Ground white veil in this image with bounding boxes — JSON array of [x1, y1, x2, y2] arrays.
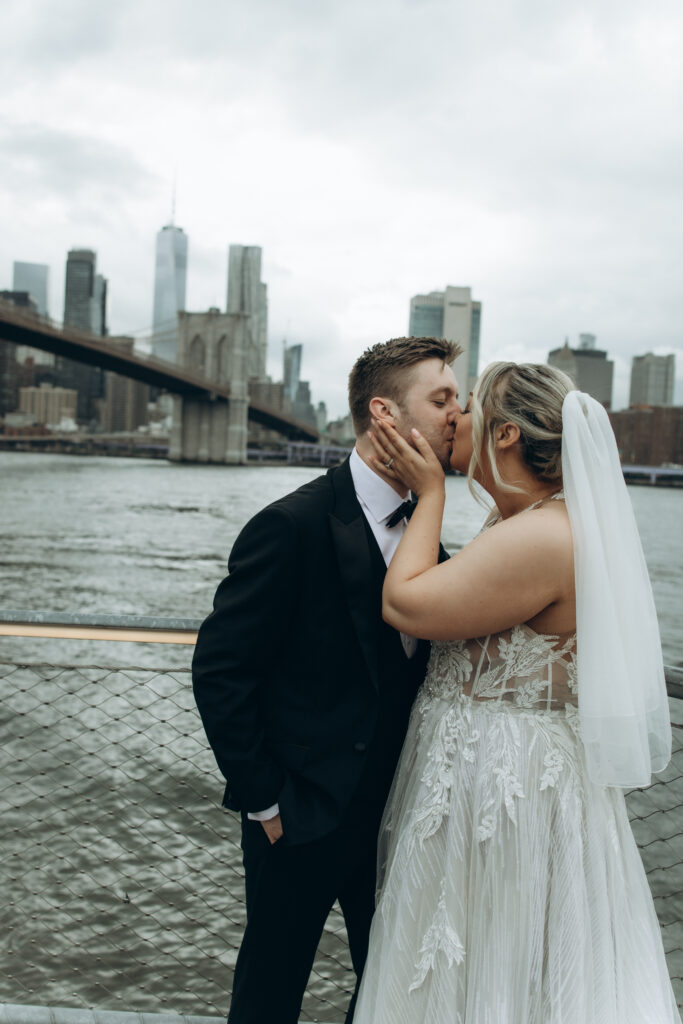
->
[[561, 390, 671, 788]]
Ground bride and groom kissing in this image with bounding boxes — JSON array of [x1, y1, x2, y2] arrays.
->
[[192, 336, 679, 1024]]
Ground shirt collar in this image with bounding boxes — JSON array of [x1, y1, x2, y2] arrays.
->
[[349, 447, 407, 525]]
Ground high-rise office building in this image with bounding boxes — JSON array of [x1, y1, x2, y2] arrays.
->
[[629, 353, 675, 407], [11, 262, 54, 366], [226, 244, 268, 380], [547, 338, 614, 408], [60, 248, 107, 423], [13, 262, 49, 315], [63, 249, 106, 334], [409, 285, 482, 393], [151, 225, 188, 363], [283, 343, 302, 404]]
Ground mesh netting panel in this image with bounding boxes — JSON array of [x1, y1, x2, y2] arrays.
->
[[0, 659, 680, 1018], [0, 660, 353, 1022]]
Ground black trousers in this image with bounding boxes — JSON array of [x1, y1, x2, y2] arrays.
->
[[227, 800, 384, 1024]]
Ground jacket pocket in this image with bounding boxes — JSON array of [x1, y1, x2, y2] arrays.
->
[[271, 741, 310, 771]]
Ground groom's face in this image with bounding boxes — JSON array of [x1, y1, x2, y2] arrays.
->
[[393, 358, 461, 470]]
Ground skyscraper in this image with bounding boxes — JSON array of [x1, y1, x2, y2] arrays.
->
[[13, 262, 49, 315], [629, 353, 675, 407], [547, 338, 614, 408], [10, 262, 53, 367], [63, 249, 106, 334], [151, 225, 188, 362], [60, 248, 107, 423], [409, 285, 482, 393], [283, 343, 302, 404], [226, 245, 268, 380]]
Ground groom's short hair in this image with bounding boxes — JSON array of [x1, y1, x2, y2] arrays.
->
[[348, 336, 462, 435]]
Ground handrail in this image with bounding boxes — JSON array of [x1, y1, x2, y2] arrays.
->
[[0, 610, 199, 645], [0, 612, 681, 697]]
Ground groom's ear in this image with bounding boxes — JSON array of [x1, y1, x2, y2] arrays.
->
[[368, 395, 398, 423], [495, 422, 521, 449]]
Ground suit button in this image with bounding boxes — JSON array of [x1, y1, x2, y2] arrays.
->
[[354, 741, 367, 752]]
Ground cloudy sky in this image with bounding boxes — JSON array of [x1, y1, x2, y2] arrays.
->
[[2, 0, 682, 417]]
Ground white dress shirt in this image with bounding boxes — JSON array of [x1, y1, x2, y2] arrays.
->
[[249, 448, 417, 821]]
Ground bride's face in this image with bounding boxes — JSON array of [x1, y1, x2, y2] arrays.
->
[[450, 394, 474, 474]]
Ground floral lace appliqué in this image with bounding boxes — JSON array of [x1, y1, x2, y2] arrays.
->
[[409, 882, 465, 993]]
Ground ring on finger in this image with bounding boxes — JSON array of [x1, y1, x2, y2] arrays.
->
[[384, 457, 394, 469]]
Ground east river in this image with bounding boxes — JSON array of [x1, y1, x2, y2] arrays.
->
[[1, 451, 681, 665], [0, 452, 681, 1021]]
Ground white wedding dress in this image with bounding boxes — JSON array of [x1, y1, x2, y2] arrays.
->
[[354, 621, 681, 1023]]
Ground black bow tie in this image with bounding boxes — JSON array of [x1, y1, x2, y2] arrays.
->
[[386, 499, 418, 528]]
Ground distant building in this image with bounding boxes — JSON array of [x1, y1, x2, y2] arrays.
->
[[409, 285, 482, 393], [326, 411, 355, 445], [0, 339, 20, 417], [281, 342, 316, 427], [547, 338, 614, 409], [0, 290, 38, 314], [609, 406, 683, 466], [100, 338, 149, 433], [152, 225, 188, 363], [19, 382, 77, 426], [283, 343, 302, 403], [226, 245, 268, 380], [629, 353, 675, 407], [293, 380, 317, 429], [59, 249, 107, 424], [12, 262, 49, 319], [248, 378, 289, 445], [12, 262, 49, 372], [63, 249, 106, 333], [316, 401, 328, 434]]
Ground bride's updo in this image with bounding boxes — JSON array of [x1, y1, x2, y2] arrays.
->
[[469, 362, 574, 493]]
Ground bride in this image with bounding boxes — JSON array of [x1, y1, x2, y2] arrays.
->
[[353, 362, 679, 1023]]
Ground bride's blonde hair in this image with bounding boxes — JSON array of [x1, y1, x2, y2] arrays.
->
[[468, 362, 574, 497]]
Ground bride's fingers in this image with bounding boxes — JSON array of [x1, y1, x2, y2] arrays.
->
[[368, 453, 398, 475], [371, 418, 400, 454], [367, 430, 394, 463], [372, 418, 411, 457], [410, 428, 440, 463]]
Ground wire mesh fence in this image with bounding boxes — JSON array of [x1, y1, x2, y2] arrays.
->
[[1, 644, 681, 1021]]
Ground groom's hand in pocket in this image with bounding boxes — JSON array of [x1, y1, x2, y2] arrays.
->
[[261, 814, 284, 845]]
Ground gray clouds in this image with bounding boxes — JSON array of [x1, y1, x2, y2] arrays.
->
[[1, 0, 682, 414]]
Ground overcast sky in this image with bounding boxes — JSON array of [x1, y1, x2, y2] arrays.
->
[[2, 0, 682, 416]]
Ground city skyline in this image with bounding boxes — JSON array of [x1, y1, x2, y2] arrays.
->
[[2, 1, 682, 418]]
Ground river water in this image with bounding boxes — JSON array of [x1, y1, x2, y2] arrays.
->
[[1, 451, 681, 665], [0, 452, 681, 1020]]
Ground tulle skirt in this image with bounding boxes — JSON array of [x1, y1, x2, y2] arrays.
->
[[354, 692, 680, 1024]]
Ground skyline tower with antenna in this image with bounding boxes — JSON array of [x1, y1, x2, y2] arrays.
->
[[151, 183, 188, 363]]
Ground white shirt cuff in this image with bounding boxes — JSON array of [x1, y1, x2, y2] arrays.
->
[[247, 803, 280, 821]]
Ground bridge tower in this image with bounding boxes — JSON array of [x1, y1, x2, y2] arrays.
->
[[169, 308, 248, 464]]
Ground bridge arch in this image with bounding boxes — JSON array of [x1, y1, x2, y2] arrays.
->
[[189, 335, 205, 373]]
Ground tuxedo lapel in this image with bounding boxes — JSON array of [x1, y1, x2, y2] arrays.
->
[[328, 459, 382, 692]]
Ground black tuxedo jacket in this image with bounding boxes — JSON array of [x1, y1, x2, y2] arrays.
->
[[192, 457, 447, 845]]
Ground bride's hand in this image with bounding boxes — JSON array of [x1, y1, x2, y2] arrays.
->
[[368, 419, 446, 497]]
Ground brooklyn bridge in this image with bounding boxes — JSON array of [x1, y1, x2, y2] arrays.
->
[[0, 299, 320, 464]]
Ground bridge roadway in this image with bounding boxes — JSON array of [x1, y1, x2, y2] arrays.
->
[[0, 300, 319, 442]]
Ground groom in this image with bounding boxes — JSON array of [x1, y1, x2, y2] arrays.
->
[[192, 335, 462, 1024]]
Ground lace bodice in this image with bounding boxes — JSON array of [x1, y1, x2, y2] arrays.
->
[[423, 624, 578, 712]]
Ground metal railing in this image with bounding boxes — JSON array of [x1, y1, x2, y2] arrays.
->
[[1, 613, 681, 1020]]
